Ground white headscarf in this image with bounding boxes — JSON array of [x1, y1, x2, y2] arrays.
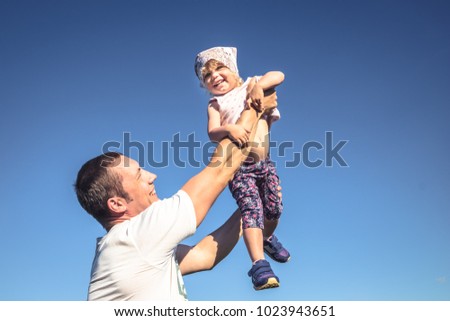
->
[[194, 46, 239, 83]]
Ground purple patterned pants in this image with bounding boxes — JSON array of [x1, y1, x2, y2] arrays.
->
[[229, 158, 283, 229]]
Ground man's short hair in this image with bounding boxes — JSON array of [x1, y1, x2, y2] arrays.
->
[[74, 152, 131, 224]]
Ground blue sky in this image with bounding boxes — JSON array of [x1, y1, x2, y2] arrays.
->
[[1, 0, 449, 301]]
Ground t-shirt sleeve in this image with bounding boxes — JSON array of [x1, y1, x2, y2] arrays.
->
[[128, 190, 196, 258]]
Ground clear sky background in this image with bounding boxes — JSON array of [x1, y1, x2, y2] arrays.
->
[[1, 0, 449, 301]]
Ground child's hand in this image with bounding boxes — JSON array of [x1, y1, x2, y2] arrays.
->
[[246, 82, 265, 112], [227, 124, 250, 146]]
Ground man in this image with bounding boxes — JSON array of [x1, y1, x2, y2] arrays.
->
[[75, 91, 278, 300]]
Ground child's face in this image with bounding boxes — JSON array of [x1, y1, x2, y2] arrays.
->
[[203, 65, 239, 95]]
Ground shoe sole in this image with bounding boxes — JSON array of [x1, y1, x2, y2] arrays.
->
[[254, 277, 280, 291]]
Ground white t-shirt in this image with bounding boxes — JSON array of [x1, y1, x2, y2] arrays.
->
[[87, 190, 196, 301]]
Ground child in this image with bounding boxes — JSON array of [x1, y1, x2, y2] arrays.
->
[[194, 47, 291, 290]]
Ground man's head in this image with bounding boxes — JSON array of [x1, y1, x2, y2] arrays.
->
[[75, 152, 158, 228]]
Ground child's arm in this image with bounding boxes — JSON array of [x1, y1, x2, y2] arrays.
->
[[207, 101, 250, 146], [247, 71, 285, 110]]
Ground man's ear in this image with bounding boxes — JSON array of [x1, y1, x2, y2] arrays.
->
[[107, 197, 127, 217]]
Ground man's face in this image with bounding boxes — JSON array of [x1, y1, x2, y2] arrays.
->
[[112, 156, 159, 215], [203, 65, 239, 96]]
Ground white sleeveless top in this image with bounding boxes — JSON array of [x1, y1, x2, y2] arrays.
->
[[209, 77, 280, 126]]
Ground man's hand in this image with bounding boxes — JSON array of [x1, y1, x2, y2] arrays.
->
[[246, 87, 278, 114], [246, 83, 264, 112], [263, 88, 278, 110]]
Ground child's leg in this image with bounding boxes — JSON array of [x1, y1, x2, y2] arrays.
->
[[230, 168, 280, 290], [262, 159, 284, 235], [263, 218, 279, 239], [243, 227, 265, 263], [261, 160, 291, 263], [229, 170, 265, 263], [242, 206, 280, 290]]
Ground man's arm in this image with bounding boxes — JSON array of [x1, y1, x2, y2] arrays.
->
[[182, 91, 278, 227], [177, 183, 281, 275], [177, 209, 242, 275]]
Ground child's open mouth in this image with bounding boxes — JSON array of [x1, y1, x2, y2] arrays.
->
[[213, 79, 224, 87]]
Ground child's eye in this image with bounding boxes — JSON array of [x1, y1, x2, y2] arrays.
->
[[216, 66, 225, 70], [204, 72, 211, 80]]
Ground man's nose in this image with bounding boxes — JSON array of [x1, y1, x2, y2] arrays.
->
[[148, 173, 157, 183]]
